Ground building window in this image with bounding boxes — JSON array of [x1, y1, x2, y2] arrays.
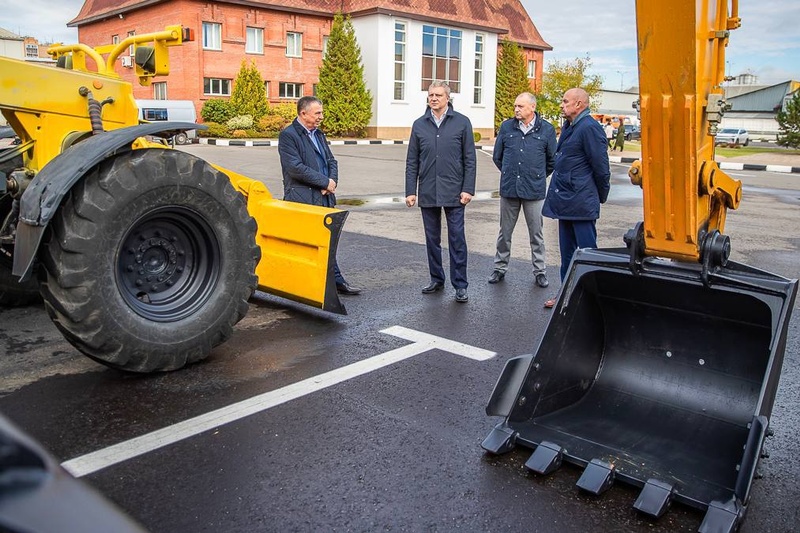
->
[[203, 22, 222, 50], [279, 82, 303, 99], [246, 27, 263, 54], [264, 81, 270, 99], [128, 30, 135, 55], [323, 36, 329, 57], [394, 22, 406, 101], [25, 44, 38, 58], [153, 82, 167, 100], [112, 34, 119, 45], [474, 34, 484, 104], [286, 32, 302, 57], [527, 60, 537, 79], [421, 25, 461, 93], [204, 78, 231, 96]]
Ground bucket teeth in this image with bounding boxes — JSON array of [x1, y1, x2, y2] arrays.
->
[[576, 458, 615, 495], [524, 441, 565, 475], [480, 424, 517, 455], [633, 478, 675, 518], [698, 498, 742, 533]]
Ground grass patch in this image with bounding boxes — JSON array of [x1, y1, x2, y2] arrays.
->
[[715, 145, 800, 158], [337, 198, 367, 206]]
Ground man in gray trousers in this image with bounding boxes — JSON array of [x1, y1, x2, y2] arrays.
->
[[489, 92, 557, 288]]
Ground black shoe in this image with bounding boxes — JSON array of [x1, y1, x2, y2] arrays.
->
[[421, 281, 445, 294], [535, 273, 549, 288], [336, 282, 362, 295], [455, 288, 469, 303], [488, 270, 505, 284]]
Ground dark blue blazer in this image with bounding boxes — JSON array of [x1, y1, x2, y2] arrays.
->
[[278, 118, 338, 207]]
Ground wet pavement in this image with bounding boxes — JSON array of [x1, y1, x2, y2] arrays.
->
[[1, 145, 799, 532]]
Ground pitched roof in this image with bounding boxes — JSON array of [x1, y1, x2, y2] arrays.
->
[[0, 27, 24, 40], [69, 0, 550, 50]]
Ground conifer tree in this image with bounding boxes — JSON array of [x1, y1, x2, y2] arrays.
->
[[777, 90, 800, 148], [494, 41, 531, 133], [230, 59, 268, 121], [316, 13, 372, 137]]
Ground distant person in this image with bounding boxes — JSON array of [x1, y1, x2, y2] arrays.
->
[[489, 92, 556, 288], [405, 81, 476, 303], [604, 119, 614, 149], [542, 88, 611, 308], [279, 95, 362, 296], [612, 119, 626, 152]]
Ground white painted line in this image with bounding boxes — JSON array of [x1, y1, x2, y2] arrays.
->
[[61, 326, 495, 478], [719, 162, 745, 171]]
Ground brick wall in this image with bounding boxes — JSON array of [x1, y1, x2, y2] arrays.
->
[[78, 0, 332, 121]]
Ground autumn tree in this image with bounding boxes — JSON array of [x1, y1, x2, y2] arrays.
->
[[230, 59, 268, 121], [316, 13, 372, 137], [494, 41, 531, 133], [538, 55, 603, 123], [776, 90, 800, 148]]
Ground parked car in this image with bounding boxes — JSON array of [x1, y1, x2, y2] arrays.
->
[[0, 125, 19, 148], [715, 127, 749, 147], [612, 125, 641, 141]]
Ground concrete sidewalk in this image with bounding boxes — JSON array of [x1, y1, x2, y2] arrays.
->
[[198, 137, 800, 174]]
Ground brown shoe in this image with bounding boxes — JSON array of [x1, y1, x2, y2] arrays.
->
[[544, 298, 556, 309]]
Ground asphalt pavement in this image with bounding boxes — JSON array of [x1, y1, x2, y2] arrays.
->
[[1, 144, 798, 533]]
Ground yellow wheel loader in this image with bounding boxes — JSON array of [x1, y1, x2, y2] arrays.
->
[[0, 27, 347, 373], [483, 1, 797, 531]]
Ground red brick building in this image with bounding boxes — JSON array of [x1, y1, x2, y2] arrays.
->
[[69, 0, 550, 137]]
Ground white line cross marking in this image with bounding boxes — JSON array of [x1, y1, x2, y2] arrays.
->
[[61, 326, 496, 477]]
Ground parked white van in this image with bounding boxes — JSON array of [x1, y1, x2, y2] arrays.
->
[[136, 100, 197, 145]]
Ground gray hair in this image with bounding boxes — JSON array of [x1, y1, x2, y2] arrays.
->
[[517, 92, 537, 105], [297, 96, 323, 114], [428, 81, 451, 99]]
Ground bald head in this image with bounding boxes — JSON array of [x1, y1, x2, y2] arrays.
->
[[561, 88, 589, 122]]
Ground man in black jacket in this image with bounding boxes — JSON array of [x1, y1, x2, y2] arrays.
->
[[405, 81, 476, 303], [278, 96, 361, 295], [490, 92, 556, 288]]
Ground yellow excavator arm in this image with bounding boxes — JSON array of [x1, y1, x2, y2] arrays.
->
[[629, 0, 743, 265]]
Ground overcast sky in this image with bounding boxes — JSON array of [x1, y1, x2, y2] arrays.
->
[[2, 0, 798, 89]]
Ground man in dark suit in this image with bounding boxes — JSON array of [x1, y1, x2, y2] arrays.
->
[[278, 96, 361, 295], [405, 81, 476, 303]]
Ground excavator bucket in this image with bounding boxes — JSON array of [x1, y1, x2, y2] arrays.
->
[[483, 248, 797, 531]]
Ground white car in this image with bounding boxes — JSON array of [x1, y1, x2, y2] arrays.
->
[[715, 127, 749, 146]]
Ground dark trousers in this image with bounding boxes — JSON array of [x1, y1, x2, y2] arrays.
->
[[421, 206, 468, 289], [557, 219, 597, 281]]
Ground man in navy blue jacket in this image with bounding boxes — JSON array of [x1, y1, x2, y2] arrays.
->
[[490, 92, 556, 288], [542, 88, 610, 307], [279, 96, 361, 295], [405, 81, 476, 303]]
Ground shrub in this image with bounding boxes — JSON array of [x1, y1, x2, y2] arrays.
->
[[231, 129, 249, 138], [226, 115, 254, 130], [473, 131, 482, 143], [201, 99, 235, 123], [198, 122, 229, 138], [257, 115, 288, 134], [267, 102, 297, 123]]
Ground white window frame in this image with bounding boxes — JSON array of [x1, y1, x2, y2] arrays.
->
[[286, 32, 302, 57], [204, 78, 231, 96], [25, 44, 38, 58], [322, 36, 330, 57], [153, 82, 167, 100], [112, 34, 119, 45], [474, 34, 484, 104], [279, 82, 303, 99], [421, 25, 462, 93], [128, 30, 135, 56], [203, 22, 222, 50], [393, 22, 406, 101], [246, 27, 263, 54], [527, 59, 537, 79]]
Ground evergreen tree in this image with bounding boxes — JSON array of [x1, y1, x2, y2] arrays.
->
[[776, 90, 800, 148], [538, 55, 603, 123], [230, 59, 268, 121], [494, 41, 531, 133], [316, 13, 372, 137]]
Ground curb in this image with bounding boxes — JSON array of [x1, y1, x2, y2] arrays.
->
[[608, 155, 800, 174]]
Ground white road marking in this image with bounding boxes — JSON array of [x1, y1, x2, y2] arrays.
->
[[61, 326, 495, 478]]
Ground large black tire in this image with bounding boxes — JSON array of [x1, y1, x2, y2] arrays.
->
[[38, 149, 260, 372], [0, 195, 42, 307]]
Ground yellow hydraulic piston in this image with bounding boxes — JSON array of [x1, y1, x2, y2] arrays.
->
[[631, 0, 743, 263]]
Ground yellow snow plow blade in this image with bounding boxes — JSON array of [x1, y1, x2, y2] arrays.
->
[[220, 166, 347, 314]]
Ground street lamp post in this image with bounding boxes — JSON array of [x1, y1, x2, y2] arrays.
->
[[617, 71, 625, 91]]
